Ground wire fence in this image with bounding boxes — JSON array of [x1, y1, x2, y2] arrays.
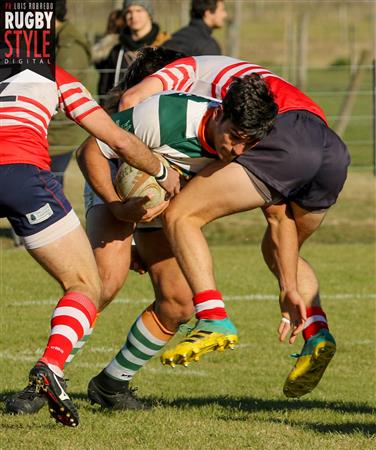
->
[[57, 0, 375, 170]]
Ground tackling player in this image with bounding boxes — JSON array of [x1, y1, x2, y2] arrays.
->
[[124, 55, 350, 398], [1, 64, 179, 426]]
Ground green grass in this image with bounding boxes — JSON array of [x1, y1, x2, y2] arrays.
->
[[0, 243, 375, 449], [0, 162, 375, 449]]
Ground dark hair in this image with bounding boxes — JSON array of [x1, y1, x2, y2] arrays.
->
[[104, 47, 187, 113], [56, 0, 67, 22], [222, 75, 278, 144], [191, 0, 221, 19], [106, 9, 126, 35]]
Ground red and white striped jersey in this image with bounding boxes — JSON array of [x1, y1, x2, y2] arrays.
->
[[150, 56, 327, 124], [0, 66, 101, 170]]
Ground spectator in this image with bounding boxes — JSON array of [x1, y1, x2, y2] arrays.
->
[[92, 9, 126, 96], [96, 0, 170, 105], [163, 0, 227, 56], [48, 0, 92, 187]]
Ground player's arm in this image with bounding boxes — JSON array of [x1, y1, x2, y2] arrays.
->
[[79, 108, 180, 196], [262, 203, 306, 343], [76, 136, 168, 223], [56, 68, 179, 196], [119, 76, 164, 111]]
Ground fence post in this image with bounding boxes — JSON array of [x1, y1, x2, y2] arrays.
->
[[333, 49, 370, 137], [373, 58, 376, 176]]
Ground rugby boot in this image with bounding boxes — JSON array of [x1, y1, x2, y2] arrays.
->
[[29, 361, 79, 427], [283, 328, 336, 398], [5, 383, 47, 415], [88, 370, 148, 410], [161, 318, 238, 367]]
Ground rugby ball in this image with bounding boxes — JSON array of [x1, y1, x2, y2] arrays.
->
[[115, 155, 168, 209]]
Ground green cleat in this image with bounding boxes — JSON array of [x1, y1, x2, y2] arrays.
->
[[284, 329, 336, 398]]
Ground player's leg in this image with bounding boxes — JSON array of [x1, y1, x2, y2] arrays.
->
[[88, 227, 193, 409], [4, 165, 101, 426], [283, 203, 336, 398], [261, 203, 335, 397], [86, 203, 134, 311], [26, 225, 101, 426], [163, 161, 266, 364]]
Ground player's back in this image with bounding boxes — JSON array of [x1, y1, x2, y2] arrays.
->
[[152, 55, 327, 123]]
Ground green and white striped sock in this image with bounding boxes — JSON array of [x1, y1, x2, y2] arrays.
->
[[105, 304, 174, 381]]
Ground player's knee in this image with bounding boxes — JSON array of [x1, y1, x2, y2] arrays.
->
[[163, 204, 203, 236], [98, 272, 125, 311]]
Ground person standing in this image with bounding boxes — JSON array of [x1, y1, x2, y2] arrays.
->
[[97, 0, 170, 105], [92, 9, 126, 102], [163, 0, 227, 56], [48, 0, 92, 187]]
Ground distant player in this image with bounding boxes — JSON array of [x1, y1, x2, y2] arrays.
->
[[122, 55, 350, 398], [1, 64, 179, 426]]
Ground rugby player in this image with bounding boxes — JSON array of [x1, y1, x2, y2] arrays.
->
[[1, 64, 179, 426], [124, 55, 350, 398], [79, 73, 277, 409]]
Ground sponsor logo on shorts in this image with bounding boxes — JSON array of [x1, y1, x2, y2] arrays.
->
[[26, 202, 53, 225]]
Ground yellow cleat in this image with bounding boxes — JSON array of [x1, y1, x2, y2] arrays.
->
[[161, 319, 238, 367], [284, 329, 336, 398]]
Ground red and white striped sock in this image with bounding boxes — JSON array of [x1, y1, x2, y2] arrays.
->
[[193, 290, 227, 320], [39, 292, 97, 374], [303, 306, 329, 341]]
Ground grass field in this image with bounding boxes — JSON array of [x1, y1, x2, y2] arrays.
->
[[0, 164, 375, 449]]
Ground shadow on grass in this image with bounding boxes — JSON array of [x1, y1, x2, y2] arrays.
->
[[1, 391, 375, 436], [155, 396, 376, 436], [266, 416, 376, 436], [157, 395, 375, 415]]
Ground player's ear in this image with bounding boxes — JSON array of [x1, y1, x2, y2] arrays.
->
[[213, 104, 224, 121]]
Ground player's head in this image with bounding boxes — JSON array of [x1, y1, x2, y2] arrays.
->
[[210, 75, 278, 162], [191, 0, 227, 29], [123, 0, 154, 34], [104, 47, 186, 113]]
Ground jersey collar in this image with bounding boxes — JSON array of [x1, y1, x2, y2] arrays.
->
[[198, 106, 218, 155]]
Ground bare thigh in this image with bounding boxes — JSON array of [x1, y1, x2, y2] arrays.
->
[[29, 225, 102, 306], [86, 204, 134, 311], [166, 161, 266, 226]]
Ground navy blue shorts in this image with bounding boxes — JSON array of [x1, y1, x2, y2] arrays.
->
[[235, 110, 351, 210], [0, 164, 73, 237]]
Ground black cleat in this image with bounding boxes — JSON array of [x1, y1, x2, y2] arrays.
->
[[5, 383, 47, 415], [88, 370, 148, 410], [29, 362, 79, 427]]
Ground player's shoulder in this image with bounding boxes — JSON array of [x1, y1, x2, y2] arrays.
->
[[55, 65, 79, 86]]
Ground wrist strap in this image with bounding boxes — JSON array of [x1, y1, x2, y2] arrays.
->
[[155, 161, 168, 182]]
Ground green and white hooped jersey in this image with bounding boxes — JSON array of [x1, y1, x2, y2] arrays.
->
[[96, 92, 220, 177]]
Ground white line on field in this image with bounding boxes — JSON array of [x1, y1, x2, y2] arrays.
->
[[0, 352, 209, 377], [5, 292, 376, 307]]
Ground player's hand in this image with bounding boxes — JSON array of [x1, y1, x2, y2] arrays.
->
[[278, 289, 307, 344], [109, 196, 167, 223], [158, 167, 180, 199], [139, 199, 169, 222]]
